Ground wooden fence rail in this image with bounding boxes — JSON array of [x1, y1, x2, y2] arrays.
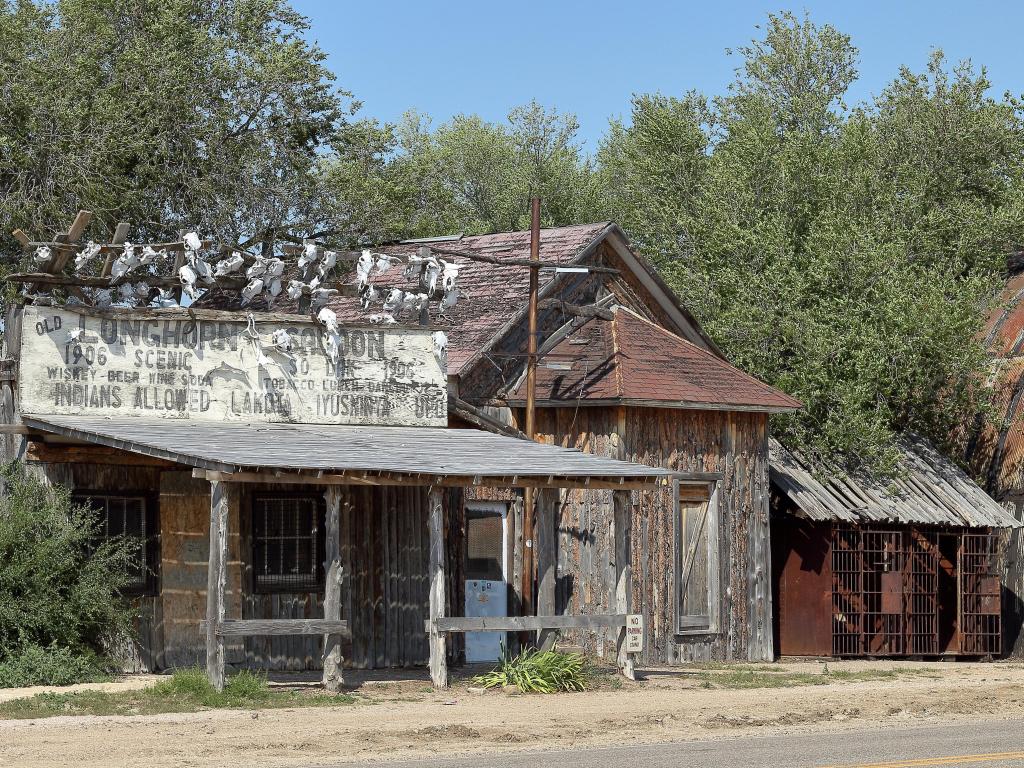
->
[[427, 615, 627, 633], [200, 619, 350, 637]]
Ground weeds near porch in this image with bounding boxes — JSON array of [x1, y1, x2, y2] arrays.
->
[[472, 648, 588, 693], [0, 462, 138, 687], [0, 668, 360, 719]]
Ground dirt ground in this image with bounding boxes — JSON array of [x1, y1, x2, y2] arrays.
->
[[1, 660, 1023, 768]]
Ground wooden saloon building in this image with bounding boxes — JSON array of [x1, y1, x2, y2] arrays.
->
[[1, 217, 803, 683]]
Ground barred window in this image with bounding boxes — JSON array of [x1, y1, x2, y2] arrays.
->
[[76, 494, 158, 596], [252, 495, 325, 593]]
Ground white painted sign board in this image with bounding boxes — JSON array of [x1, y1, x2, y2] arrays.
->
[[625, 613, 644, 653], [18, 306, 447, 427]]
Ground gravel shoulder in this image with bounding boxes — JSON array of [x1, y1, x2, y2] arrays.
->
[[1, 660, 1022, 767]]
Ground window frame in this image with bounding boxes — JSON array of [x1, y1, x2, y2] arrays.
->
[[673, 475, 722, 637], [464, 501, 509, 583], [250, 491, 327, 595], [74, 490, 160, 598]]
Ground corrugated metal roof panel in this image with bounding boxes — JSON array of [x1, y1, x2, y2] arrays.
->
[[770, 434, 1020, 528], [22, 414, 674, 482]]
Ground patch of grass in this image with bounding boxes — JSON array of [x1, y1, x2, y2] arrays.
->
[[472, 648, 589, 693], [0, 668, 361, 720], [697, 670, 831, 689]]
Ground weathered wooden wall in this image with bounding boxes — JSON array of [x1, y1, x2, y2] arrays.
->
[[528, 405, 772, 664], [162, 481, 441, 671]]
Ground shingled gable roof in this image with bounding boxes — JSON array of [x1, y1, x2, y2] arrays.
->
[[505, 306, 801, 413], [333, 222, 722, 375], [197, 222, 721, 376]]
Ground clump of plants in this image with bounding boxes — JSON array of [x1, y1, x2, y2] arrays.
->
[[472, 647, 589, 693], [0, 462, 138, 687]]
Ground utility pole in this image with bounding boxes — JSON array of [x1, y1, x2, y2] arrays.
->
[[520, 197, 541, 623]]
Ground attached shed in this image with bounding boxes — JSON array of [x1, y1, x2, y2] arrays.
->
[[770, 435, 1019, 658]]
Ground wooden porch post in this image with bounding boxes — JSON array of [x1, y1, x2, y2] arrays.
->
[[536, 488, 558, 650], [428, 486, 447, 688], [322, 486, 344, 691], [206, 480, 228, 691], [613, 489, 636, 680]]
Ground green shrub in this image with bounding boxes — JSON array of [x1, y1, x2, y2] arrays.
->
[[472, 647, 588, 693], [0, 461, 138, 685], [0, 643, 111, 688]]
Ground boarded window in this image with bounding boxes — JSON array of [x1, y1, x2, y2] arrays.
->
[[465, 506, 505, 582], [675, 481, 719, 633], [75, 493, 158, 596], [252, 495, 325, 593]]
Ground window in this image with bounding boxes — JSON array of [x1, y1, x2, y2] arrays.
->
[[76, 493, 158, 596], [252, 494, 326, 593], [675, 480, 720, 634], [465, 503, 506, 582]]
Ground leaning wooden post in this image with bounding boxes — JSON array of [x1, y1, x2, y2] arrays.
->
[[536, 488, 558, 650], [206, 480, 229, 691], [613, 489, 636, 680], [322, 486, 344, 692], [428, 486, 448, 688]]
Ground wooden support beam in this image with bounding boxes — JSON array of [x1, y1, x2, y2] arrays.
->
[[613, 490, 636, 680], [0, 425, 34, 435], [322, 486, 344, 692], [538, 299, 615, 321], [536, 488, 558, 650], [200, 619, 349, 637], [206, 480, 228, 692], [429, 614, 627, 632], [65, 210, 93, 246], [26, 441, 179, 467], [428, 486, 447, 689], [100, 222, 131, 279], [193, 468, 669, 492], [6, 272, 362, 298]]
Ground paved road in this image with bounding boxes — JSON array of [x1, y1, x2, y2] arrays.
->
[[326, 719, 1024, 768]]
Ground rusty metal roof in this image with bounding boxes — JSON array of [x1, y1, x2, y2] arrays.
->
[[770, 435, 1019, 528], [21, 414, 674, 486], [505, 306, 800, 412]]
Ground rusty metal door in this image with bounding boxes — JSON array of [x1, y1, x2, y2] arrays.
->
[[960, 532, 1002, 656], [906, 530, 939, 655]]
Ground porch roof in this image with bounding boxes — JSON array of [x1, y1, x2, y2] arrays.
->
[[21, 414, 674, 489]]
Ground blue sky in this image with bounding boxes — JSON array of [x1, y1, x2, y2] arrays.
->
[[291, 1, 1024, 153]]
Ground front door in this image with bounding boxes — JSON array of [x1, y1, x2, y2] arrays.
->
[[464, 502, 508, 662]]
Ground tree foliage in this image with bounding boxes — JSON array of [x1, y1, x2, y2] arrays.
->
[[313, 101, 601, 241], [599, 12, 1024, 472], [0, 0, 353, 256]]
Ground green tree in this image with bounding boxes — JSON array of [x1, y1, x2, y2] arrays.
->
[[315, 100, 600, 241], [0, 0, 351, 258], [599, 12, 1024, 472]]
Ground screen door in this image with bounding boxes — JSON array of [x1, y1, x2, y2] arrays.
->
[[464, 502, 508, 662]]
